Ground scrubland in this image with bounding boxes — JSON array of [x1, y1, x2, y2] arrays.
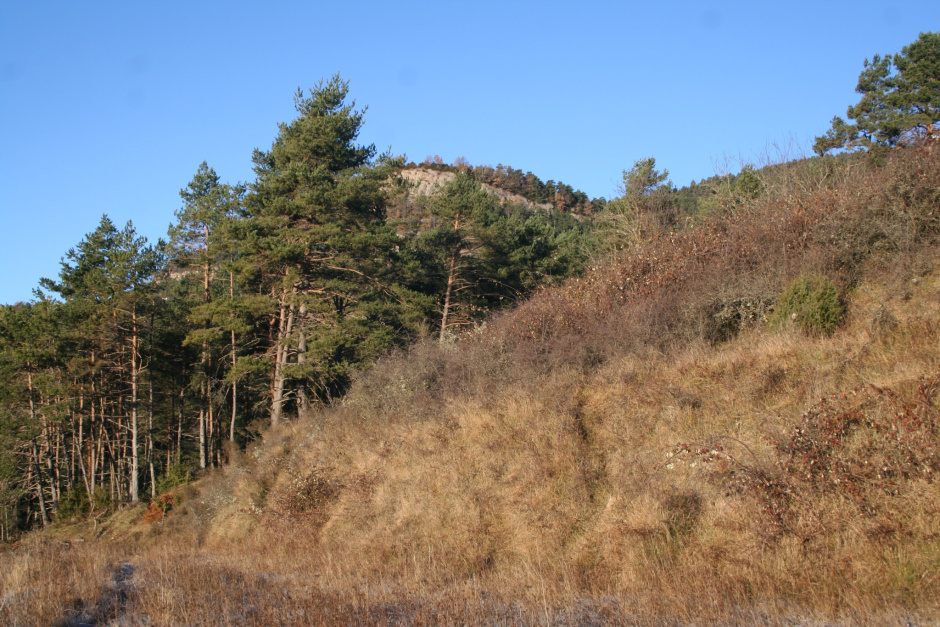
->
[[3, 145, 940, 625]]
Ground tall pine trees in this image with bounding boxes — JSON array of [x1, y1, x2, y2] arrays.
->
[[248, 75, 408, 423], [169, 163, 251, 467], [0, 76, 594, 537], [39, 217, 165, 503]]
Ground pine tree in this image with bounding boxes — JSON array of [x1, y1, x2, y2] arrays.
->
[[596, 158, 674, 251], [403, 173, 587, 340], [815, 31, 940, 154], [169, 163, 249, 466], [247, 75, 404, 423], [40, 216, 165, 503], [412, 172, 496, 341]]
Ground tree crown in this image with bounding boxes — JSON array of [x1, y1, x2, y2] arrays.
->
[[815, 31, 940, 155]]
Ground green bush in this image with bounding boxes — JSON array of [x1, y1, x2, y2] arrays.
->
[[92, 486, 113, 512], [770, 275, 845, 336], [156, 460, 193, 495]]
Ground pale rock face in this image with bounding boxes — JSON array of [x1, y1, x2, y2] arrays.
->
[[396, 168, 553, 212], [397, 168, 457, 198]]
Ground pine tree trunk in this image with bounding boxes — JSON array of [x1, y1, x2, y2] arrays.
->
[[48, 419, 61, 510], [271, 288, 295, 426], [229, 270, 238, 442], [440, 243, 461, 343], [177, 385, 184, 462], [89, 353, 97, 495], [296, 303, 308, 413], [78, 392, 91, 495], [207, 396, 215, 467], [26, 372, 50, 526], [199, 404, 206, 470], [31, 440, 50, 527], [270, 298, 287, 426], [148, 369, 156, 498], [130, 307, 140, 503], [148, 308, 156, 498], [199, 343, 208, 469], [198, 252, 211, 468]]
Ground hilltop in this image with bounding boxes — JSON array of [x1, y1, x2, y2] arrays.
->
[[390, 167, 553, 219]]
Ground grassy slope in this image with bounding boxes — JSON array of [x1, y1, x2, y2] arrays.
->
[[3, 145, 940, 626]]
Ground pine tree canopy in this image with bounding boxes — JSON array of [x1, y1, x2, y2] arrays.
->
[[814, 31, 940, 154]]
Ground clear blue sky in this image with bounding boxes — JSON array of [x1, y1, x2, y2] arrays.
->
[[0, 1, 935, 305]]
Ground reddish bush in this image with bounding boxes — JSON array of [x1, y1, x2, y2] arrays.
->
[[143, 493, 176, 524]]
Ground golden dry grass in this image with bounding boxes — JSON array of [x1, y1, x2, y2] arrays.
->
[[103, 247, 932, 625], [5, 146, 940, 625], [0, 537, 126, 626]]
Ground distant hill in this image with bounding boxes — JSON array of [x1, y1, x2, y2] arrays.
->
[[390, 167, 554, 217], [399, 159, 603, 215]]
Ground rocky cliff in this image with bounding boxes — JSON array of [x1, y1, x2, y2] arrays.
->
[[391, 168, 554, 218]]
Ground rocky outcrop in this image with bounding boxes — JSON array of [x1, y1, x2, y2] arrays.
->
[[394, 168, 553, 212]]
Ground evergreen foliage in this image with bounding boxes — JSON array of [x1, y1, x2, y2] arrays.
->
[[595, 157, 675, 251], [815, 31, 940, 154], [246, 74, 420, 421], [400, 172, 589, 340], [770, 275, 846, 336]]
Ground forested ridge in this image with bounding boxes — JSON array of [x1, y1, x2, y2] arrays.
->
[[0, 93, 769, 539], [0, 75, 615, 536], [4, 57, 789, 537], [1, 31, 940, 626]]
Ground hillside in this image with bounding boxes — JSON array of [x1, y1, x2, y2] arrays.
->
[[3, 143, 939, 625], [0, 78, 600, 525]]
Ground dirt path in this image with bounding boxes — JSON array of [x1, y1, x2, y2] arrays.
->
[[59, 560, 135, 627]]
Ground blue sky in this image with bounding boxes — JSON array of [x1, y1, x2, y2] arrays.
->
[[0, 1, 935, 305]]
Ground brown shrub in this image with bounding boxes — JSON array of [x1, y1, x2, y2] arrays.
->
[[670, 374, 940, 545], [142, 493, 176, 524]]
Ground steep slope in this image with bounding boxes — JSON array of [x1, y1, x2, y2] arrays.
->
[[4, 145, 940, 625], [172, 144, 940, 620]]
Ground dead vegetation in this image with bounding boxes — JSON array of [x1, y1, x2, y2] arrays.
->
[[4, 145, 940, 625]]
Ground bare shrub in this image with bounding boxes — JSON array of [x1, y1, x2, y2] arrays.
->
[[266, 466, 339, 520], [671, 375, 940, 545]]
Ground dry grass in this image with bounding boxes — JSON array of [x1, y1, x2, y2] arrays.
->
[[5, 145, 940, 625], [141, 255, 933, 624], [0, 537, 126, 626]]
